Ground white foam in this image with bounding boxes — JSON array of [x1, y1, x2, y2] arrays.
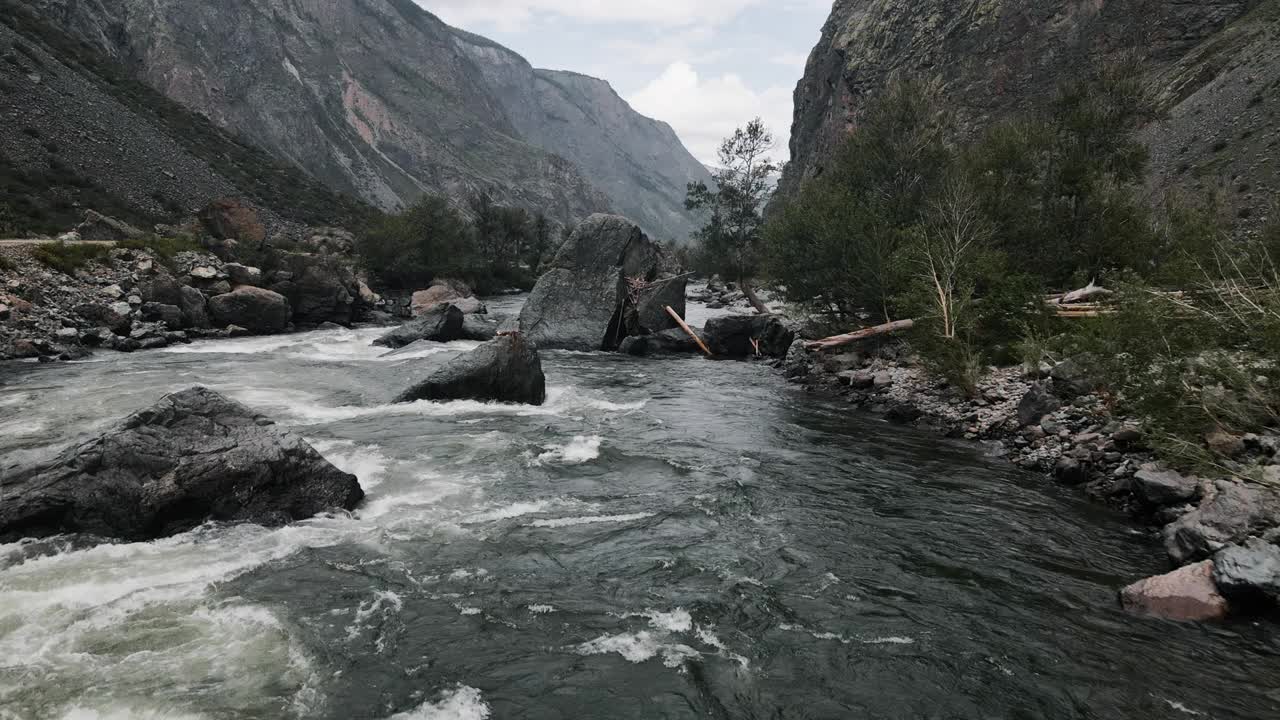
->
[[309, 439, 391, 490], [631, 608, 693, 633], [527, 604, 556, 614], [529, 513, 654, 529], [862, 636, 915, 645], [462, 501, 555, 524], [56, 706, 209, 720], [574, 631, 700, 668], [533, 435, 602, 465], [387, 685, 491, 720]]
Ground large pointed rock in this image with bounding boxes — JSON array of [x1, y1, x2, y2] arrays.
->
[[519, 214, 684, 351], [0, 387, 363, 543], [394, 333, 546, 405]]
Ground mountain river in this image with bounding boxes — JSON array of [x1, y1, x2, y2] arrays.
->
[[1, 296, 1278, 720]]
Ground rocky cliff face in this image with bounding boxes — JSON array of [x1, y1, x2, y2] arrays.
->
[[453, 29, 712, 241], [780, 0, 1278, 224], [32, 0, 709, 237]]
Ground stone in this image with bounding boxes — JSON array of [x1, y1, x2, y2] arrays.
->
[[74, 303, 131, 335], [1053, 457, 1090, 486], [459, 313, 502, 342], [1164, 481, 1280, 564], [519, 214, 683, 351], [1205, 429, 1246, 458], [0, 387, 364, 543], [872, 371, 894, 390], [845, 369, 876, 389], [190, 266, 220, 281], [1132, 464, 1201, 506], [178, 285, 211, 329], [411, 281, 481, 316], [1017, 383, 1060, 427], [0, 304, 9, 321], [1050, 356, 1100, 398], [100, 284, 124, 299], [702, 314, 795, 358], [1113, 426, 1144, 446], [272, 253, 358, 326], [75, 210, 144, 242], [208, 286, 291, 334], [783, 338, 812, 379], [303, 227, 356, 256], [394, 333, 546, 405], [373, 305, 465, 348], [224, 263, 263, 287], [1119, 561, 1229, 622], [141, 302, 184, 330], [1213, 539, 1280, 603]]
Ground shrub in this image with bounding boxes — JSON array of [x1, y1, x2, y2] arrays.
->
[[32, 242, 111, 275], [361, 195, 478, 290], [0, 254, 15, 273]]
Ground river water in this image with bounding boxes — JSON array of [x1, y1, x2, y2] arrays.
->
[[1, 297, 1278, 720]]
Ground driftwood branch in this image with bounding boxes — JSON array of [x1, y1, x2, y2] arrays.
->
[[805, 319, 916, 350], [1053, 281, 1113, 305], [665, 306, 713, 357]]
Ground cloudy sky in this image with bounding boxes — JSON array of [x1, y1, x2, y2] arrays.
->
[[414, 1, 832, 166]]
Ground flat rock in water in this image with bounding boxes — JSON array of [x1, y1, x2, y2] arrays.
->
[[394, 333, 546, 405], [1119, 561, 1229, 622], [373, 305, 465, 348], [0, 387, 363, 543]]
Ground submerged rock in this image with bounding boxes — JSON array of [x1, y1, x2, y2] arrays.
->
[[0, 387, 363, 543], [459, 313, 502, 342], [373, 305, 465, 348], [394, 333, 546, 405], [1119, 561, 1229, 622]]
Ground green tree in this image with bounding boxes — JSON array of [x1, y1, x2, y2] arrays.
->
[[361, 195, 477, 290], [765, 78, 952, 320], [686, 118, 778, 313]]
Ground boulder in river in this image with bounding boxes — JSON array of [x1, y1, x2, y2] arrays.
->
[[0, 387, 363, 543], [208, 286, 291, 334], [412, 280, 485, 316], [460, 313, 502, 342], [1163, 480, 1280, 564], [1212, 539, 1280, 604], [519, 214, 684, 351], [702, 314, 795, 358], [394, 333, 546, 405], [373, 305, 465, 348], [1119, 561, 1229, 622]]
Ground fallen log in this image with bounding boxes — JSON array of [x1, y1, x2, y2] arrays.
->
[[665, 305, 713, 357], [1055, 281, 1113, 305], [805, 319, 915, 351]]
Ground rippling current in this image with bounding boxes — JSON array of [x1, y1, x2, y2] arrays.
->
[[2, 296, 1279, 720]]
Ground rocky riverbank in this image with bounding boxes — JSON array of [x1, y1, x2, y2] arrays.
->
[[0, 211, 387, 362], [779, 335, 1280, 621]]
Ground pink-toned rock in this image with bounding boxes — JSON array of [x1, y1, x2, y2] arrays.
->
[[411, 282, 483, 316], [1119, 560, 1228, 622]]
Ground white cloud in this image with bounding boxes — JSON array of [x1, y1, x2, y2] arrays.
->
[[424, 0, 766, 31], [627, 62, 794, 166]]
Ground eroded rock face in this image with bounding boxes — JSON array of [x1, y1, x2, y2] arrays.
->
[[1119, 561, 1229, 622], [394, 333, 546, 406], [519, 215, 685, 351], [776, 0, 1274, 229], [0, 387, 363, 543]]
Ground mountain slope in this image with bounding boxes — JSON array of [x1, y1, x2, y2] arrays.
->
[[452, 29, 712, 241], [0, 0, 374, 236], [32, 0, 710, 238], [779, 0, 1278, 225]]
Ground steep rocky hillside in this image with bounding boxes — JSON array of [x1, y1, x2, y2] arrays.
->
[[0, 0, 374, 237], [453, 29, 712, 241], [779, 0, 1278, 226], [31, 0, 709, 238]]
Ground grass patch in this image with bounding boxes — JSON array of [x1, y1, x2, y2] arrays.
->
[[117, 233, 201, 260], [32, 242, 110, 274], [0, 254, 15, 272]]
